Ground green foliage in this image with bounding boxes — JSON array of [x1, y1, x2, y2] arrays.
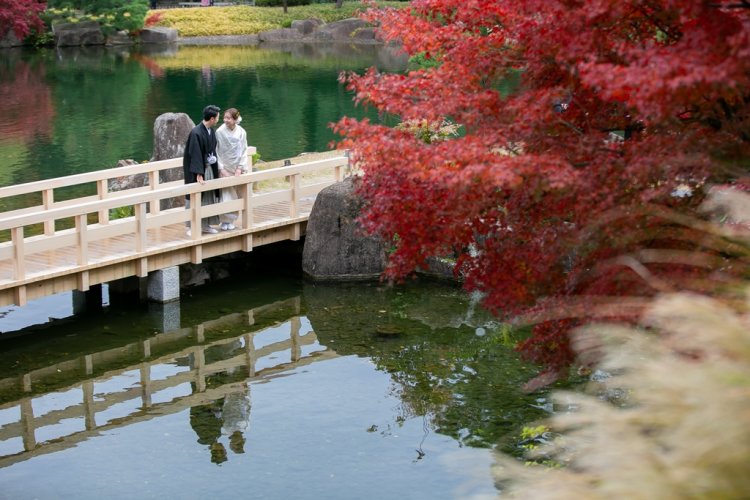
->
[[150, 3, 406, 36], [29, 31, 55, 48], [408, 51, 441, 70], [45, 0, 148, 34], [109, 206, 134, 220], [519, 425, 548, 441], [255, 0, 311, 6]]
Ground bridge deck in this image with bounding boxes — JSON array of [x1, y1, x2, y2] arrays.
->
[[0, 199, 313, 284]]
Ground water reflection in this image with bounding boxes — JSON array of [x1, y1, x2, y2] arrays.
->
[[0, 279, 547, 498], [0, 297, 330, 469], [0, 42, 406, 194]]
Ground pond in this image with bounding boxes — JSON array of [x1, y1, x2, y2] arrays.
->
[[0, 42, 552, 498], [0, 42, 406, 187], [0, 260, 550, 499]]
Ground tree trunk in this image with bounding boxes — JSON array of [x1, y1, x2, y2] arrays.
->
[[335, 0, 344, 8], [283, 0, 287, 14]]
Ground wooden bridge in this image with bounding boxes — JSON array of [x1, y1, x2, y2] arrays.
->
[[0, 148, 349, 308]]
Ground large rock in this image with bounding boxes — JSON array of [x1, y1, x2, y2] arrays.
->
[[109, 113, 193, 209], [302, 177, 386, 281], [258, 17, 378, 45], [106, 30, 134, 46], [108, 159, 145, 193], [139, 27, 178, 44], [291, 18, 324, 35], [0, 30, 23, 48], [315, 18, 372, 42], [152, 112, 194, 208], [53, 21, 105, 47], [258, 28, 305, 43], [151, 112, 194, 163]]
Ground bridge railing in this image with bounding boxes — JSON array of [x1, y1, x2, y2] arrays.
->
[[0, 147, 258, 234], [0, 150, 349, 305]]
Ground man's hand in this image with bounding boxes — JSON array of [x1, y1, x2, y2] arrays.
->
[[197, 174, 205, 185]]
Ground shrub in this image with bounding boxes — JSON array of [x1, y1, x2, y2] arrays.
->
[[46, 0, 149, 34], [494, 187, 750, 498], [255, 0, 311, 6]]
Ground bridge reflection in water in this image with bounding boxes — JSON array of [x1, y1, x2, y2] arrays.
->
[[0, 296, 336, 468]]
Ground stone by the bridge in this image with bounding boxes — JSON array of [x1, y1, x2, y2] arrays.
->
[[152, 112, 194, 163], [154, 112, 194, 208], [302, 177, 386, 281]]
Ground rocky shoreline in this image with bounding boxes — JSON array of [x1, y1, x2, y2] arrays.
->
[[1, 17, 382, 48]]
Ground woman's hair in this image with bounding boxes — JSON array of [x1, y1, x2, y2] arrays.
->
[[225, 108, 240, 120]]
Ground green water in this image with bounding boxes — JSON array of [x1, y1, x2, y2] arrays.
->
[[0, 43, 551, 498], [0, 43, 405, 189]]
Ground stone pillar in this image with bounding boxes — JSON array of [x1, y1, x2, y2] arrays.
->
[[147, 266, 180, 303]]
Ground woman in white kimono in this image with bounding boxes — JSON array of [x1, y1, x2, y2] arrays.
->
[[215, 108, 249, 231]]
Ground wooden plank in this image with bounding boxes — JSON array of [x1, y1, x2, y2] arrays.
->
[[11, 227, 24, 280], [290, 173, 300, 218], [42, 189, 54, 235], [135, 203, 147, 253], [76, 215, 88, 266]]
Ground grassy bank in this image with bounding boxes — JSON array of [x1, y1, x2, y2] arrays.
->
[[148, 1, 405, 37]]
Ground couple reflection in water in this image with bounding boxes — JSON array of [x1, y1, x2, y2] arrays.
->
[[189, 339, 251, 464]]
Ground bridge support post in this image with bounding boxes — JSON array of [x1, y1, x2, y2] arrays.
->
[[147, 266, 180, 303]]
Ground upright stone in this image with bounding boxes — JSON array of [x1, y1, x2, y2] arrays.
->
[[152, 112, 194, 207], [147, 267, 180, 303], [302, 177, 386, 281], [152, 112, 194, 163]]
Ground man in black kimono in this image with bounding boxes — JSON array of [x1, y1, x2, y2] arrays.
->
[[183, 104, 221, 235]]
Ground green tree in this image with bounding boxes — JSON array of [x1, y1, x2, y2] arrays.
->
[[47, 0, 148, 33]]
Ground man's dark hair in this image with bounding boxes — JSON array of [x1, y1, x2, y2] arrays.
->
[[203, 105, 220, 121]]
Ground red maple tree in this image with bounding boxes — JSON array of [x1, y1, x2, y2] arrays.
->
[[0, 0, 46, 40], [335, 0, 750, 385]]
